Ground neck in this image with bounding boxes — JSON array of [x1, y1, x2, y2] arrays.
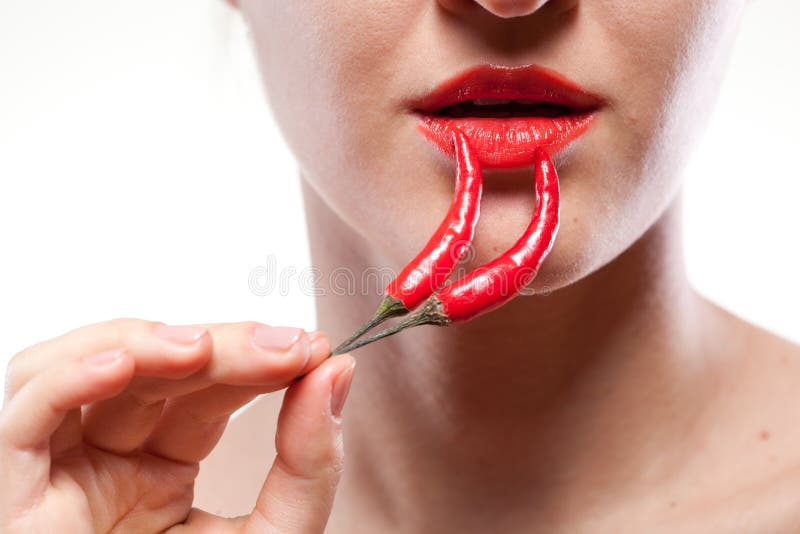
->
[[302, 177, 718, 531]]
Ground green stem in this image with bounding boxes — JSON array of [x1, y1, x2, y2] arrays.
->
[[331, 295, 409, 355], [332, 297, 450, 355]]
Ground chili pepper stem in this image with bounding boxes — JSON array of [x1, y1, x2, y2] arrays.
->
[[331, 295, 409, 355], [332, 297, 451, 355]]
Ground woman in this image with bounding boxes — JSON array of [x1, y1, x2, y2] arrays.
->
[[2, 0, 799, 532]]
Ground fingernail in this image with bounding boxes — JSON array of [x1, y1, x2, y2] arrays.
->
[[154, 324, 207, 345], [253, 324, 304, 352], [85, 348, 125, 366], [331, 360, 356, 421]]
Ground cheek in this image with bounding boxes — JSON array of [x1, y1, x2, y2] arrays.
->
[[242, 0, 433, 255], [242, 0, 424, 163], [589, 0, 745, 161], [528, 0, 745, 287]]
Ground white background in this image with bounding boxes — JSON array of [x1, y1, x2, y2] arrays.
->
[[1, 1, 798, 395]]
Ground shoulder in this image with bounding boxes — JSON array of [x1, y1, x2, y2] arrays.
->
[[673, 466, 800, 534], [709, 300, 800, 456], [645, 299, 800, 532], [694, 303, 800, 532], [703, 297, 800, 383], [725, 304, 800, 400]]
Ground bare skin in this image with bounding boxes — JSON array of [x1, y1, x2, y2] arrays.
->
[[307, 188, 800, 534], [196, 182, 800, 533], [4, 0, 800, 532], [0, 320, 356, 532], [212, 1, 799, 529]]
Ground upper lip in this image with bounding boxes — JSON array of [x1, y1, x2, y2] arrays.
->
[[410, 63, 603, 115]]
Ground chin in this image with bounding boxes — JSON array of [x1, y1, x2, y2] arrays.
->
[[518, 217, 632, 296]]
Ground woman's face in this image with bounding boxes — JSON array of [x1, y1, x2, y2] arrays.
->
[[240, 0, 745, 292]]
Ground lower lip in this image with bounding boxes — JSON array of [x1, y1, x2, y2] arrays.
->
[[415, 113, 596, 169]]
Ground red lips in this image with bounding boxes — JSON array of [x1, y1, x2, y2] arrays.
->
[[411, 64, 602, 169]]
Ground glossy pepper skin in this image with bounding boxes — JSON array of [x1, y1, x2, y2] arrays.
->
[[332, 147, 559, 355], [386, 128, 483, 310], [331, 128, 483, 354], [434, 146, 559, 321]]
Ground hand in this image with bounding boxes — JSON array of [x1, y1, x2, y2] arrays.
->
[[0, 318, 355, 533]]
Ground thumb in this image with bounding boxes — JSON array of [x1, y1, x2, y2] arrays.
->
[[246, 353, 356, 534]]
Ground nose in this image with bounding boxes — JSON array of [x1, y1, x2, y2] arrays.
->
[[440, 0, 552, 18]]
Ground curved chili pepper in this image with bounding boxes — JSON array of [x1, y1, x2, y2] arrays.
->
[[332, 147, 559, 355], [332, 128, 483, 354]]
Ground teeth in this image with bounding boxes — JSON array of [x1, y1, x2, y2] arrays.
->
[[472, 98, 512, 106], [514, 99, 543, 105]]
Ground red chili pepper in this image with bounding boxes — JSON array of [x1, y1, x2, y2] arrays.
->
[[332, 128, 483, 354], [332, 146, 559, 354]]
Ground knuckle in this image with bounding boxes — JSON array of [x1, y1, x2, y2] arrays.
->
[[237, 320, 262, 334], [315, 433, 346, 480], [208, 321, 258, 346], [4, 349, 31, 397], [328, 449, 345, 481], [106, 317, 164, 344], [126, 389, 162, 409], [329, 433, 346, 472], [186, 409, 229, 429], [5, 349, 25, 377], [106, 316, 151, 332], [319, 451, 345, 486], [274, 428, 345, 482], [0, 412, 12, 444]]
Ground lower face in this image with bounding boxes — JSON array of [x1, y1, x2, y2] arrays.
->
[[241, 0, 745, 293]]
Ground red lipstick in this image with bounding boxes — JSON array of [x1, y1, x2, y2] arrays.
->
[[411, 64, 603, 169]]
